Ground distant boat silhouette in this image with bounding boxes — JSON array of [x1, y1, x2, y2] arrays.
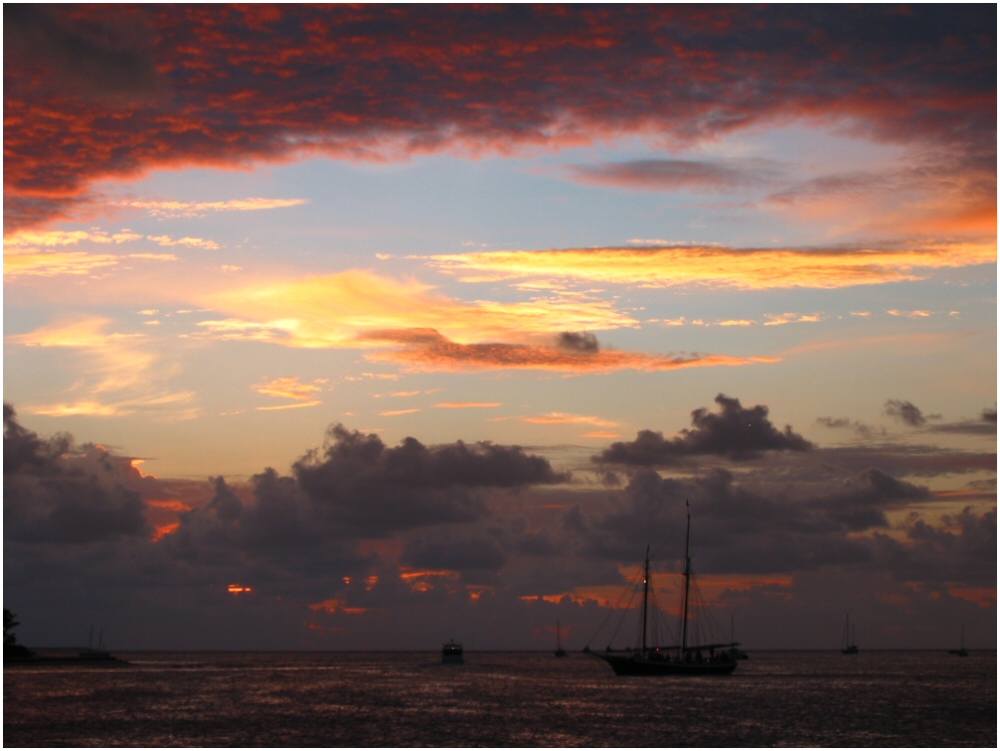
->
[[586, 503, 739, 676], [5, 627, 127, 666], [554, 620, 567, 658], [841, 614, 859, 654], [441, 639, 464, 664], [948, 625, 969, 657]]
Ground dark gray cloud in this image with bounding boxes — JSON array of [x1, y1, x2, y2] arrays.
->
[[557, 331, 599, 353], [565, 158, 780, 192], [567, 465, 947, 578], [6, 5, 995, 230], [927, 420, 999, 437], [293, 425, 568, 536], [873, 506, 997, 588], [402, 534, 507, 573], [595, 394, 813, 466], [816, 416, 886, 439], [3, 403, 994, 651], [3, 402, 67, 475], [884, 399, 937, 426], [810, 445, 996, 479], [3, 4, 168, 102], [3, 404, 148, 544]]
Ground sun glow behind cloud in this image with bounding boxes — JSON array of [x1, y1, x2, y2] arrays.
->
[[184, 270, 780, 374]]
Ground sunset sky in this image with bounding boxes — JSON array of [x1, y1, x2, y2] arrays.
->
[[4, 4, 996, 652]]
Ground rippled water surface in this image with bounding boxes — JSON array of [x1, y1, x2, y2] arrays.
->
[[4, 650, 995, 747]]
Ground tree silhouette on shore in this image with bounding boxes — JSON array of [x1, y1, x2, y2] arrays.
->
[[4, 608, 35, 660]]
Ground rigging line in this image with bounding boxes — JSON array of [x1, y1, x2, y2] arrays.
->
[[585, 557, 644, 649]]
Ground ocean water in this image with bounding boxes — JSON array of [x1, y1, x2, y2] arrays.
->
[[4, 650, 995, 747]]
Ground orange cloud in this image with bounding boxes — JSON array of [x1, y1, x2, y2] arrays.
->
[[200, 270, 638, 348], [4, 250, 175, 278], [887, 309, 934, 318], [517, 412, 620, 427], [369, 333, 778, 374], [3, 228, 215, 279], [308, 598, 344, 613], [255, 401, 323, 411], [147, 500, 193, 513], [435, 402, 502, 409], [947, 586, 996, 607], [252, 376, 328, 406], [421, 242, 996, 290], [152, 522, 180, 541], [308, 598, 367, 614], [5, 229, 144, 247], [8, 316, 196, 417], [763, 313, 824, 326]]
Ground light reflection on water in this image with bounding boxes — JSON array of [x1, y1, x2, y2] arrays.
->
[[4, 650, 996, 747]]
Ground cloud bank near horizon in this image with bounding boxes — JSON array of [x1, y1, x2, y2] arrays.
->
[[4, 395, 993, 649]]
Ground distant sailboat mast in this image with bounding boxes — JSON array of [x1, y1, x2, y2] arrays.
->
[[641, 546, 650, 655], [681, 501, 692, 655]]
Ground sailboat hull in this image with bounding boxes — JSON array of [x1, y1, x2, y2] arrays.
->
[[597, 653, 737, 676]]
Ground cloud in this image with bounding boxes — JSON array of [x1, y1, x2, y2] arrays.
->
[[3, 402, 994, 650], [3, 4, 167, 102], [5, 5, 994, 230], [7, 316, 193, 417], [421, 242, 996, 290], [3, 404, 150, 543], [115, 197, 307, 218], [816, 417, 886, 440], [199, 270, 639, 349], [367, 330, 776, 374], [564, 158, 780, 192], [402, 535, 507, 573], [570, 465, 938, 575], [4, 250, 126, 278], [193, 270, 774, 375], [764, 164, 997, 238], [183, 423, 574, 540], [763, 313, 823, 326], [252, 374, 327, 410], [4, 230, 144, 247], [873, 506, 997, 588], [595, 394, 813, 466], [517, 413, 620, 428], [435, 402, 502, 409], [557, 331, 600, 353], [884, 399, 930, 427], [3, 228, 212, 278], [144, 235, 221, 250], [252, 376, 328, 404]]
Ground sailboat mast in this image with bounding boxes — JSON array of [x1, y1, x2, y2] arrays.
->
[[681, 502, 691, 653], [641, 546, 650, 654]]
